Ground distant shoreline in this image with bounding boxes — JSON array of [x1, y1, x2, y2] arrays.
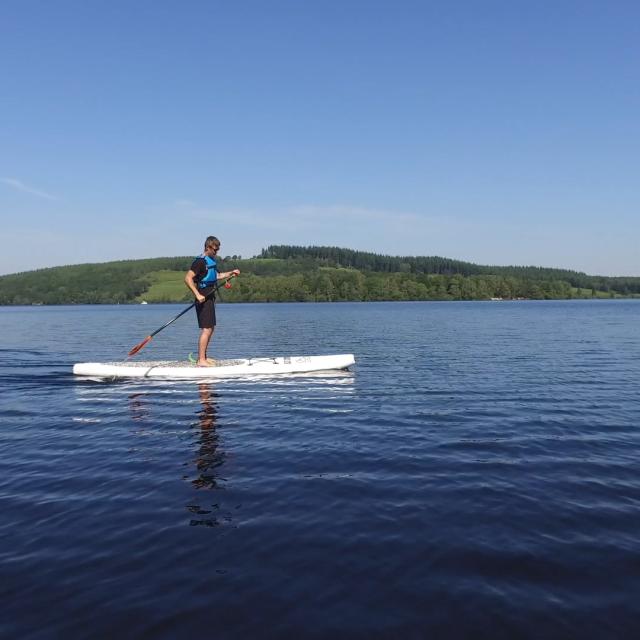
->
[[3, 297, 640, 309], [1, 247, 639, 305]]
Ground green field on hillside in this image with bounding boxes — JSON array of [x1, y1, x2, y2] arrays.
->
[[136, 271, 190, 303]]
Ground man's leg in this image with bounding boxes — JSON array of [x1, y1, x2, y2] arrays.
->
[[197, 327, 214, 365]]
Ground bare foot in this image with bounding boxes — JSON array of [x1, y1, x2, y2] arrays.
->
[[196, 360, 215, 367]]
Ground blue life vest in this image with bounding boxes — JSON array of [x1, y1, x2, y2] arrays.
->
[[196, 255, 217, 289]]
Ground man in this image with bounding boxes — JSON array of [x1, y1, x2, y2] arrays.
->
[[184, 236, 240, 366]]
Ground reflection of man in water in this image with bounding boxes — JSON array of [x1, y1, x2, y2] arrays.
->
[[127, 385, 228, 526], [128, 392, 150, 424], [191, 384, 225, 490]]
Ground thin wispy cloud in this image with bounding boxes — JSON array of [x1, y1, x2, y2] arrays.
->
[[1, 177, 58, 201], [174, 201, 424, 229], [287, 204, 423, 225]]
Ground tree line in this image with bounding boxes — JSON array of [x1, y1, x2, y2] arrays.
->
[[0, 248, 638, 305], [260, 245, 640, 293], [217, 270, 580, 302]]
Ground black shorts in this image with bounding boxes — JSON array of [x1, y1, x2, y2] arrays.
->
[[195, 289, 216, 329]]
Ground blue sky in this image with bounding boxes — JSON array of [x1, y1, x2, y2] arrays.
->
[[1, 0, 638, 276]]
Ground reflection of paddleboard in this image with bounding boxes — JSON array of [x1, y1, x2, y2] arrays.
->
[[73, 354, 356, 379]]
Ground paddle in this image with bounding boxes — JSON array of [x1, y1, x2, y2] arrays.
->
[[127, 273, 237, 357]]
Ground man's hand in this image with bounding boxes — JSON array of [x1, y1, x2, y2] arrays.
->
[[196, 293, 206, 303]]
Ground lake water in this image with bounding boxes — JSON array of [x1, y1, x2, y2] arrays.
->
[[1, 300, 640, 639]]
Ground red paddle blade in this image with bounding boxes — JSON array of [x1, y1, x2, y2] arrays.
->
[[128, 335, 152, 357]]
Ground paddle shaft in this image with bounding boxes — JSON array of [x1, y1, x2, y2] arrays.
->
[[128, 274, 236, 357]]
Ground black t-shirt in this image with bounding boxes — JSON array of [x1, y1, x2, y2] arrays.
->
[[191, 257, 217, 292]]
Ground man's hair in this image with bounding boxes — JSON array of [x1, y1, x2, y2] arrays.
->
[[204, 236, 220, 250]]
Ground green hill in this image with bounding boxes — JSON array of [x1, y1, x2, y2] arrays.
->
[[1, 246, 638, 305]]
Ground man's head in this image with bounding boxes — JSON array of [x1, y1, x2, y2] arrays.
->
[[204, 236, 220, 255]]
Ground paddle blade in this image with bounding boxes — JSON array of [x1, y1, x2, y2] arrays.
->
[[128, 335, 152, 357]]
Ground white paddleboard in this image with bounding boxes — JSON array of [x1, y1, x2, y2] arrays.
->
[[73, 354, 355, 379]]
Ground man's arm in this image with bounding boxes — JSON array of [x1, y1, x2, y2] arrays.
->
[[218, 268, 241, 279], [184, 269, 205, 303]]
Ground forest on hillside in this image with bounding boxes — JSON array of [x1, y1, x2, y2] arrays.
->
[[0, 246, 638, 305]]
